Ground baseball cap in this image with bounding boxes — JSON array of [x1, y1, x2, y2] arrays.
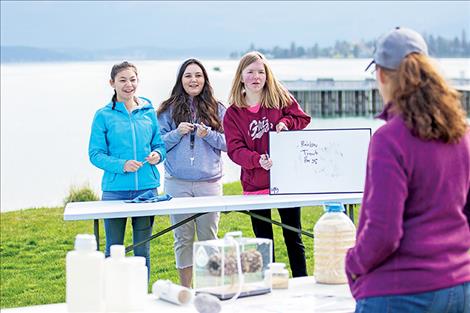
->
[[365, 27, 428, 71]]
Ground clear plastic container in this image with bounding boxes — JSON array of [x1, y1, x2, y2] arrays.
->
[[66, 234, 104, 312], [193, 231, 272, 300], [265, 262, 289, 289], [314, 202, 356, 284]]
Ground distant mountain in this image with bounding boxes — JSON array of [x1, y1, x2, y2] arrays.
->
[[1, 46, 82, 63], [3, 28, 468, 64], [0, 45, 229, 63]]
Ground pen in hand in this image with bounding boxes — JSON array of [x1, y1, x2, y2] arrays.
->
[[259, 152, 272, 171], [142, 151, 160, 165]]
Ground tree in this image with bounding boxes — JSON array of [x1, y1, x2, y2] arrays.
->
[[312, 43, 319, 58], [462, 29, 468, 56], [353, 44, 360, 58], [290, 42, 296, 58]]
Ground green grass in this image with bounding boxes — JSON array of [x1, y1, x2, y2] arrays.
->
[[0, 181, 359, 309]]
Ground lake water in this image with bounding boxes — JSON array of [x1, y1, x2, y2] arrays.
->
[[1, 58, 468, 211]]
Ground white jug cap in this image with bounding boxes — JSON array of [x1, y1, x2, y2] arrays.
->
[[268, 262, 286, 270], [110, 245, 125, 258], [74, 234, 97, 251]]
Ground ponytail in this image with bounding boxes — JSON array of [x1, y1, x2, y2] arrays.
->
[[112, 90, 117, 110]]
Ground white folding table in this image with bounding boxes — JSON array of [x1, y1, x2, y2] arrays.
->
[[64, 193, 362, 252], [2, 276, 356, 312]]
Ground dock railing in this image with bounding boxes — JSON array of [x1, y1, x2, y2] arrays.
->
[[283, 78, 470, 117]]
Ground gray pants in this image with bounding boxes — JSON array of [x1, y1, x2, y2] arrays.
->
[[164, 175, 221, 269]]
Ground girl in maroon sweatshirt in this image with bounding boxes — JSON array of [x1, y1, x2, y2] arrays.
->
[[223, 51, 311, 277]]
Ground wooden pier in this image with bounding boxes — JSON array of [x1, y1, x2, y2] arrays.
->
[[283, 78, 470, 117]]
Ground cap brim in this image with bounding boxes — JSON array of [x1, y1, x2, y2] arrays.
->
[[364, 60, 375, 72]]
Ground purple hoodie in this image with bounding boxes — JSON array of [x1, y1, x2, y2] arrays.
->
[[346, 103, 470, 300]]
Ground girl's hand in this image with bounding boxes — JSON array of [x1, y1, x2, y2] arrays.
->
[[177, 122, 195, 135], [259, 154, 273, 170], [124, 160, 143, 172], [196, 122, 209, 138], [145, 151, 161, 165], [276, 122, 288, 133]]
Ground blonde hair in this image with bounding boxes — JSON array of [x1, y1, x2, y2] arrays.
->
[[380, 53, 468, 143], [229, 51, 292, 109]]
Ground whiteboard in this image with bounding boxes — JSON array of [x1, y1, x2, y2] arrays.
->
[[269, 128, 371, 194]]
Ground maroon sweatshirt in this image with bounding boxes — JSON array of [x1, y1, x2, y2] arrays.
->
[[223, 97, 311, 192]]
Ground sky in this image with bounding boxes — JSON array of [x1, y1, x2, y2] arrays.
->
[[1, 1, 470, 54]]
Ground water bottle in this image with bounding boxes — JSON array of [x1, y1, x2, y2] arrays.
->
[[314, 202, 356, 284], [66, 234, 104, 312]]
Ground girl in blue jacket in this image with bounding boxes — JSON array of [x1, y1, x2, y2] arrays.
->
[[89, 61, 166, 277]]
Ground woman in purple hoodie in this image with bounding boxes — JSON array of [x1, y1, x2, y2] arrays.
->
[[345, 27, 470, 312]]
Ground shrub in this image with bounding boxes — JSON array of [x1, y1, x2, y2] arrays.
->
[[63, 183, 99, 204]]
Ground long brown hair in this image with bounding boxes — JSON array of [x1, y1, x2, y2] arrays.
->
[[157, 58, 223, 131], [381, 53, 468, 143], [229, 51, 292, 109]]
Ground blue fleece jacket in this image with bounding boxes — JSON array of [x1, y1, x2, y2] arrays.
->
[[157, 102, 227, 181], [89, 97, 166, 191]]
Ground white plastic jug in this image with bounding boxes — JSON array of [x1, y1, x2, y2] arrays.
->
[[314, 202, 356, 284], [66, 234, 104, 312], [125, 256, 148, 311], [104, 245, 133, 312]]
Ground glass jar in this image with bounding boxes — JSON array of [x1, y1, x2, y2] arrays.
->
[[265, 262, 289, 289]]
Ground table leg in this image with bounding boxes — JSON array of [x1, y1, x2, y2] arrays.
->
[[125, 212, 206, 254], [242, 211, 314, 238], [347, 204, 355, 223], [93, 219, 100, 251]]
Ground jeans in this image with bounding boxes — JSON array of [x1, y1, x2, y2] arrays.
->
[[250, 207, 307, 277], [355, 282, 470, 313], [102, 189, 155, 280]]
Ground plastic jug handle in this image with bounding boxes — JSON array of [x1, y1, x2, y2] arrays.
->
[[223, 235, 244, 304]]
